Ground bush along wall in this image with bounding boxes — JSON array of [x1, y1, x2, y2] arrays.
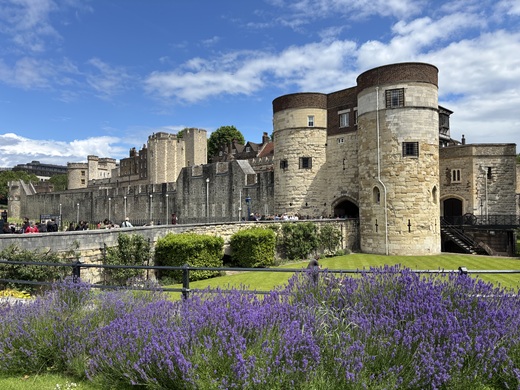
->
[[103, 233, 151, 286], [230, 227, 276, 268], [154, 233, 224, 282], [278, 222, 319, 260]]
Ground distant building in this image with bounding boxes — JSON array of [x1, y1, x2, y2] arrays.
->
[[12, 160, 67, 180]]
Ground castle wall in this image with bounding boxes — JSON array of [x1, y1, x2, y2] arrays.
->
[[357, 63, 441, 255], [440, 144, 517, 216], [176, 160, 273, 223]]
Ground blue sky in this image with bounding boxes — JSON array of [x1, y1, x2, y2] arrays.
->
[[0, 0, 519, 167]]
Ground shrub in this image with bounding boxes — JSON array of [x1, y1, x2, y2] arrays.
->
[[318, 223, 342, 256], [278, 222, 319, 260], [154, 233, 224, 282], [230, 227, 276, 268], [0, 245, 69, 293], [103, 233, 151, 285]]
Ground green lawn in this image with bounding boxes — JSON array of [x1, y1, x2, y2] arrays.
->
[[169, 253, 520, 298], [0, 374, 98, 390]]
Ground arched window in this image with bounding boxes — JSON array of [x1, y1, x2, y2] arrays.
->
[[373, 186, 381, 204]]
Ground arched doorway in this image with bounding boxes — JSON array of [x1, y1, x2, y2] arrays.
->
[[442, 197, 463, 225], [333, 199, 359, 219]]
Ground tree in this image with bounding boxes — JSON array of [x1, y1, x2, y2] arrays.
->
[[517, 154, 520, 164], [207, 126, 245, 161], [49, 174, 68, 191], [0, 170, 39, 204]]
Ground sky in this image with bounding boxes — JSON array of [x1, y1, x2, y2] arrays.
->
[[0, 0, 519, 168]]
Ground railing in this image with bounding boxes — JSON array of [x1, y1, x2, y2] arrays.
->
[[441, 214, 520, 227], [2, 259, 520, 299]]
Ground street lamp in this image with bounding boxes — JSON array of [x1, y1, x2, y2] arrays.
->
[[165, 194, 169, 225], [124, 196, 127, 220], [206, 178, 210, 223], [245, 196, 251, 219], [59, 203, 62, 230], [238, 189, 242, 221], [149, 194, 153, 223], [76, 203, 80, 224], [108, 197, 111, 222]]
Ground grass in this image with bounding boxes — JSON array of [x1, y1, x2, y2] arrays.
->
[[167, 253, 520, 299], [0, 373, 98, 390]]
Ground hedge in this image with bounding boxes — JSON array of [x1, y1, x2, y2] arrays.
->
[[154, 233, 224, 282], [230, 227, 276, 268]]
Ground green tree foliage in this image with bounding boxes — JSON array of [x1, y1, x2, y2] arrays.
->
[[230, 227, 276, 268], [517, 154, 520, 163], [104, 234, 151, 285], [48, 174, 68, 191], [279, 222, 319, 260], [207, 125, 245, 161], [0, 170, 39, 203]]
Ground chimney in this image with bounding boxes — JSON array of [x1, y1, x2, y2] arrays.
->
[[461, 134, 465, 145], [262, 132, 269, 145]]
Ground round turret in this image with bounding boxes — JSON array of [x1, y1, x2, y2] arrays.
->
[[356, 63, 441, 255], [272, 93, 328, 216]]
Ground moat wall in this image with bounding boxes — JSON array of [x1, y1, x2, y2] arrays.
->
[[0, 219, 359, 283]]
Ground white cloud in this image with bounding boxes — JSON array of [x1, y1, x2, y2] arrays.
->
[[145, 40, 358, 102], [0, 133, 126, 167], [85, 58, 134, 99]]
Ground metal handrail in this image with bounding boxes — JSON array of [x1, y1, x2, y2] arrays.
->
[[2, 259, 520, 299]]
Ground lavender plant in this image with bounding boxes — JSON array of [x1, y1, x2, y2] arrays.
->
[[1, 267, 520, 389]]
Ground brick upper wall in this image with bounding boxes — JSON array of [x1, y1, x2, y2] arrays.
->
[[356, 62, 438, 92], [272, 93, 327, 113]]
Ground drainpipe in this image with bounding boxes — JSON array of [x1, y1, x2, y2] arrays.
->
[[376, 86, 389, 255]]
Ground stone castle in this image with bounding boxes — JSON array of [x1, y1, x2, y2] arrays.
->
[[8, 62, 519, 256]]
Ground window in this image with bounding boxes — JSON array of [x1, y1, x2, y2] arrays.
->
[[246, 146, 251, 152], [339, 113, 349, 127], [280, 159, 288, 169], [386, 88, 404, 108], [337, 138, 344, 144], [299, 157, 312, 169], [81, 179, 85, 185], [402, 142, 419, 157], [373, 187, 381, 204], [338, 109, 350, 128], [451, 169, 461, 183], [354, 108, 358, 125], [307, 115, 314, 127], [81, 171, 85, 176], [487, 167, 492, 180]]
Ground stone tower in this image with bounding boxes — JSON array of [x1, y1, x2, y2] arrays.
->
[[272, 93, 328, 216], [356, 62, 441, 255], [147, 132, 184, 185], [183, 128, 208, 167], [67, 162, 88, 190]]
